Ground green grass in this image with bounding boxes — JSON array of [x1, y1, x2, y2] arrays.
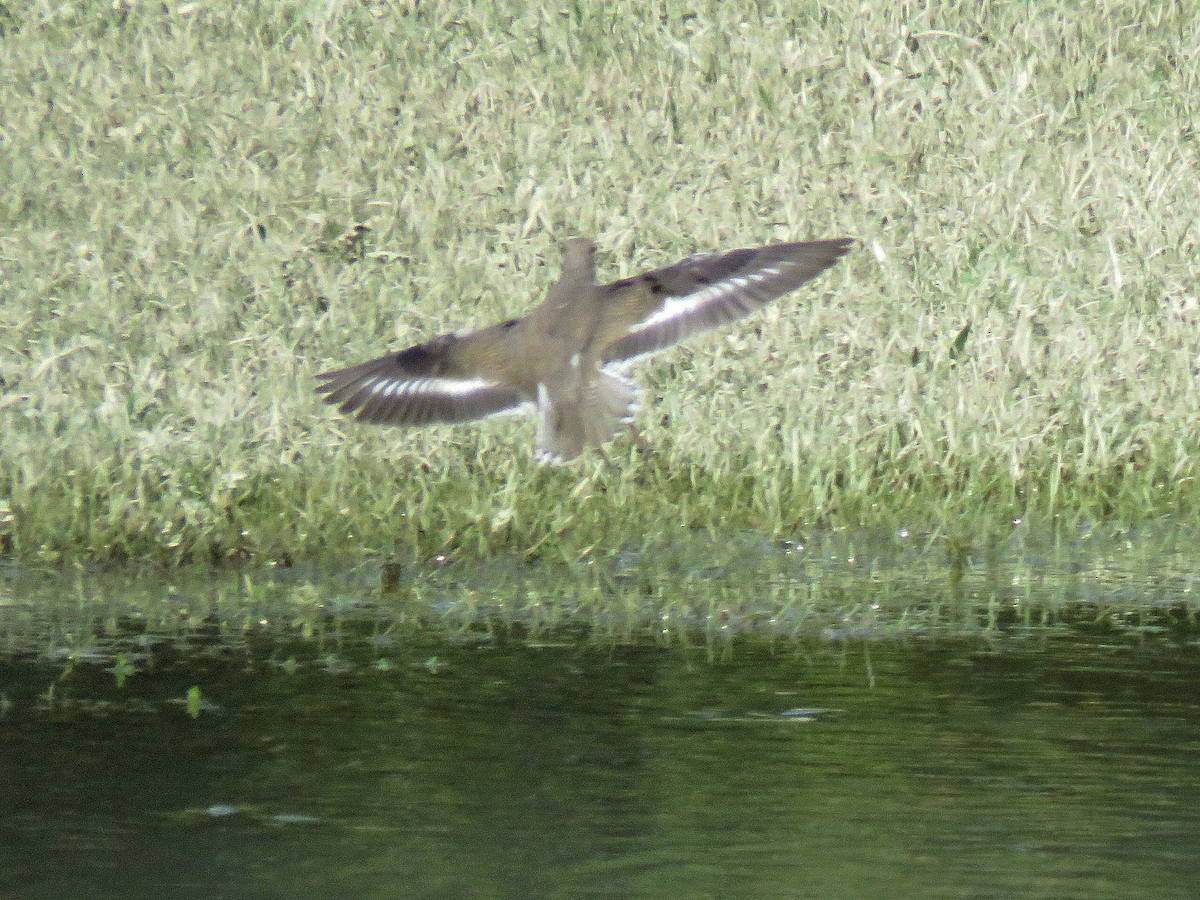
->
[[2, 0, 1199, 567]]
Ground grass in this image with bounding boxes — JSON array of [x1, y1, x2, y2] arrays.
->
[[1, 0, 1199, 568]]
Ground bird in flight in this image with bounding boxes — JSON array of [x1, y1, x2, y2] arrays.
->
[[317, 236, 853, 463]]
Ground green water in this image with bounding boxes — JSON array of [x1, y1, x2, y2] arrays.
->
[[2, 532, 1199, 899]]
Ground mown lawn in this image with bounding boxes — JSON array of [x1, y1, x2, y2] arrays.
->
[[2, 1, 1197, 567]]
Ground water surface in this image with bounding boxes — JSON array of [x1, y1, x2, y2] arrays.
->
[[2, 531, 1199, 898]]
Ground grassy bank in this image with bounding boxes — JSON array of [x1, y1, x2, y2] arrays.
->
[[2, 1, 1198, 567]]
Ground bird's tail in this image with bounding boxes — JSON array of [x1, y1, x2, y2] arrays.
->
[[535, 370, 641, 463]]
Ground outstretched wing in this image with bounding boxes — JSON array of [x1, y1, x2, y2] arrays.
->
[[316, 320, 526, 426], [600, 238, 853, 363]]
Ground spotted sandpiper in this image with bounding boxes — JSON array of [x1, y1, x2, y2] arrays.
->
[[317, 236, 853, 462]]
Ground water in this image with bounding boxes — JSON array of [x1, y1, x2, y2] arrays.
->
[[2, 629, 1198, 897], [2, 532, 1200, 898]]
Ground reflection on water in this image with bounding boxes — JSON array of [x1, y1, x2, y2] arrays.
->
[[1, 529, 1199, 899]]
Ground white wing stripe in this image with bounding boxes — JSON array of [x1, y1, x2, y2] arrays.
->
[[630, 268, 781, 335], [634, 283, 721, 331], [367, 376, 499, 397]]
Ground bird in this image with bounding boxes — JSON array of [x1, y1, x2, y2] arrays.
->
[[316, 236, 853, 463]]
